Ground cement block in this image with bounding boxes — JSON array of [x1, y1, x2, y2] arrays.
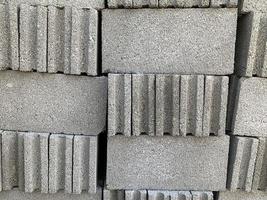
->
[[218, 190, 267, 200], [73, 135, 98, 194], [108, 0, 238, 8], [229, 77, 267, 137], [0, 188, 102, 200], [7, 0, 105, 9], [106, 135, 229, 190], [0, 71, 107, 135], [48, 6, 98, 75], [235, 1, 267, 77], [227, 136, 259, 192], [109, 74, 228, 136], [108, 74, 131, 136], [104, 189, 214, 200], [0, 3, 19, 70], [102, 9, 237, 75]]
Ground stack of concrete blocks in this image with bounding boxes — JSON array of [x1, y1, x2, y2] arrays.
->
[[218, 0, 267, 199], [103, 0, 238, 199], [0, 0, 106, 199]]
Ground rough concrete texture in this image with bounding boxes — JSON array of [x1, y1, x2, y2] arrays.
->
[[109, 74, 228, 136], [108, 0, 238, 8], [227, 136, 259, 192], [102, 9, 237, 75], [106, 135, 229, 190], [104, 189, 214, 200], [235, 0, 267, 77], [228, 77, 267, 136], [7, 0, 104, 9], [16, 4, 98, 75], [0, 188, 102, 200], [0, 71, 107, 135], [0, 3, 19, 70], [108, 74, 131, 136], [218, 190, 267, 200], [0, 131, 99, 194]]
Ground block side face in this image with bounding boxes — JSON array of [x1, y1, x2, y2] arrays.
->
[[232, 77, 267, 136], [0, 71, 107, 135], [102, 9, 237, 75], [106, 136, 229, 190]]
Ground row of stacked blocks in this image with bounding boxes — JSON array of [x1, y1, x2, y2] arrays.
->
[[0, 0, 266, 199]]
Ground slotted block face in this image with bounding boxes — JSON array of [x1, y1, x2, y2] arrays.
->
[[103, 190, 214, 200], [0, 189, 102, 200], [227, 136, 259, 192], [0, 71, 107, 135], [0, 3, 19, 70], [109, 74, 228, 136], [218, 190, 267, 200], [0, 131, 99, 194], [6, 0, 105, 9], [102, 9, 237, 75], [106, 135, 229, 190], [229, 77, 267, 137]]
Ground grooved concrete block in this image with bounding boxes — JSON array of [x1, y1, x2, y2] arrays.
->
[[227, 136, 259, 192], [7, 0, 105, 9], [235, 1, 267, 77], [158, 0, 209, 8], [109, 74, 228, 136], [48, 6, 98, 75], [108, 74, 131, 136], [0, 188, 102, 200], [102, 9, 237, 75], [1, 131, 18, 191], [218, 190, 267, 200], [104, 190, 214, 200], [0, 71, 107, 135], [229, 77, 267, 136], [0, 3, 19, 70], [73, 135, 98, 194], [106, 135, 229, 190]]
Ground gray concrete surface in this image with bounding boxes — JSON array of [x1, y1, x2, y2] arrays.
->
[[0, 188, 102, 199], [106, 135, 229, 190], [227, 136, 259, 192], [218, 190, 267, 200], [229, 77, 267, 136], [109, 74, 228, 136], [102, 9, 237, 75], [0, 71, 107, 135], [104, 189, 214, 200], [7, 0, 105, 9]]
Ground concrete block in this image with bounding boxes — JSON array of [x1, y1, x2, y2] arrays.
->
[[73, 135, 98, 194], [104, 190, 214, 200], [47, 6, 98, 75], [108, 0, 158, 8], [132, 74, 155, 136], [7, 0, 105, 9], [0, 71, 107, 135], [227, 136, 258, 192], [252, 137, 267, 191], [158, 0, 209, 8], [1, 131, 18, 190], [235, 0, 267, 77], [0, 188, 102, 200], [108, 74, 131, 136], [49, 134, 73, 193], [229, 77, 267, 137], [110, 74, 228, 136], [102, 9, 237, 75], [0, 3, 19, 70], [210, 0, 238, 7], [218, 190, 267, 200], [20, 4, 47, 72], [0, 131, 2, 192], [106, 135, 229, 190]]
